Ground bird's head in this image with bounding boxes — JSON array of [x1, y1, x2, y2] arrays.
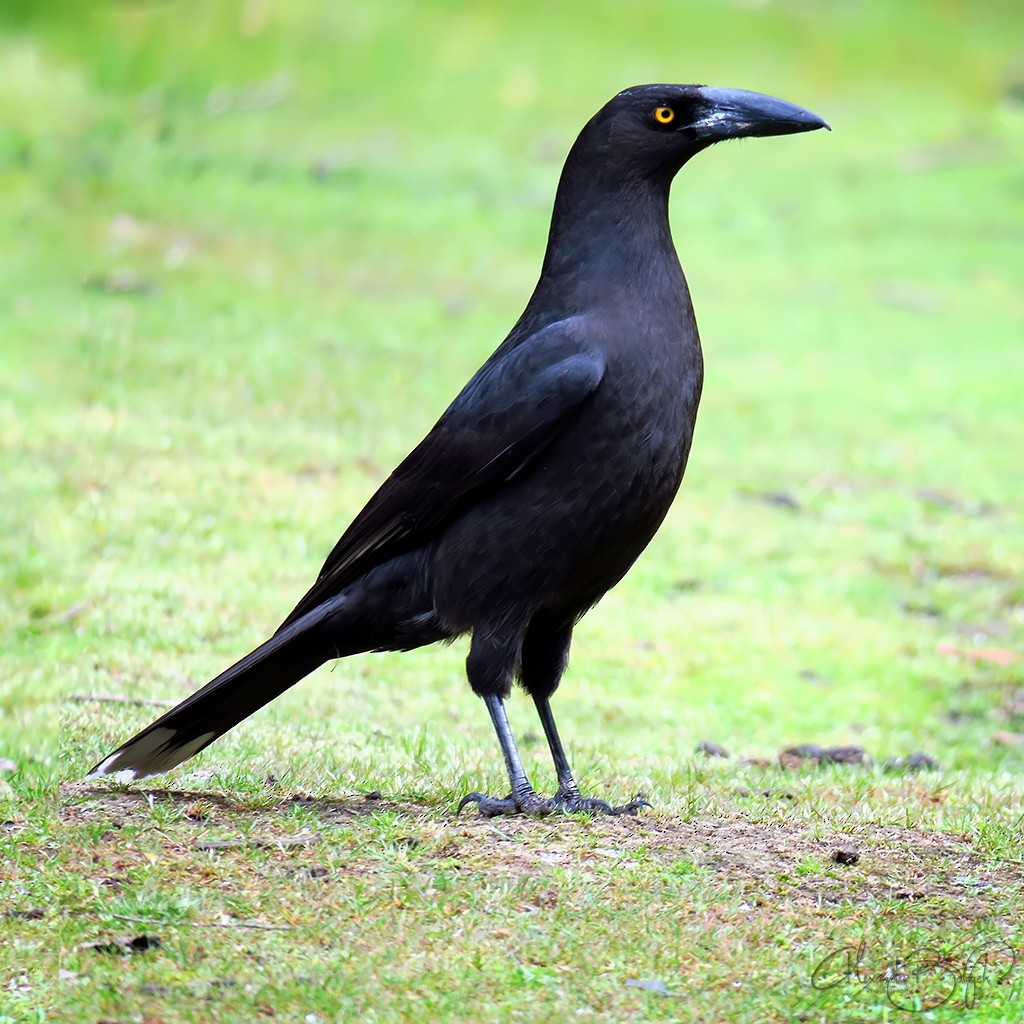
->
[[584, 83, 830, 179]]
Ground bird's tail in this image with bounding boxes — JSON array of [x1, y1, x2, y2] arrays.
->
[[85, 601, 340, 782]]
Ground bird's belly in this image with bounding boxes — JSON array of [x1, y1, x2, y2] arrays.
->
[[431, 396, 694, 626]]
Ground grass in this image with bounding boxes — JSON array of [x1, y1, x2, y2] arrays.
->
[[2, 0, 1024, 1020]]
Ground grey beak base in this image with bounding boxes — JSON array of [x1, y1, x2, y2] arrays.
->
[[693, 86, 830, 141]]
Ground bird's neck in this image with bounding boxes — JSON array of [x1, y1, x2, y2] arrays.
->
[[534, 160, 684, 308]]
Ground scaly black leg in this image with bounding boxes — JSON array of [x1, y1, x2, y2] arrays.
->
[[457, 617, 650, 818], [534, 695, 650, 816], [458, 693, 553, 816]]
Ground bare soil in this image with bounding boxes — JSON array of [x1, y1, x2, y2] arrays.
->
[[58, 782, 1023, 918]]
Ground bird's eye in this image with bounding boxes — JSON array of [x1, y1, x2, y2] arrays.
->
[[653, 106, 675, 125]]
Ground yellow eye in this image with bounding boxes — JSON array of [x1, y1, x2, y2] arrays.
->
[[653, 106, 675, 125]]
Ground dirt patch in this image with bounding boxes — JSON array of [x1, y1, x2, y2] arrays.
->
[[58, 783, 1023, 918], [445, 814, 1023, 917], [59, 781, 430, 827]]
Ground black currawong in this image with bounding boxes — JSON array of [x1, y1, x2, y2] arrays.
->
[[88, 84, 828, 816]]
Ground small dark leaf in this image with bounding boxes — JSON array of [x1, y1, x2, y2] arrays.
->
[[779, 744, 823, 768], [822, 745, 870, 766], [832, 848, 860, 866], [883, 751, 941, 773]]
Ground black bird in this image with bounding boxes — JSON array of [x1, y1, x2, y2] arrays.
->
[[88, 85, 828, 815]]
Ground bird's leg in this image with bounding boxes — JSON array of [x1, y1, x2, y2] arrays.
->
[[533, 694, 585, 801], [457, 693, 552, 817], [534, 695, 650, 816]]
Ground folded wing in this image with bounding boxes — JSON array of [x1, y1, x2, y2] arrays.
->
[[278, 319, 605, 629]]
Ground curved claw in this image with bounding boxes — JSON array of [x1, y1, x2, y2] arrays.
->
[[456, 791, 523, 817], [608, 794, 652, 816], [457, 792, 486, 814], [552, 794, 651, 816]]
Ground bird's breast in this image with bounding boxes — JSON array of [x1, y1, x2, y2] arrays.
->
[[430, 305, 703, 626]]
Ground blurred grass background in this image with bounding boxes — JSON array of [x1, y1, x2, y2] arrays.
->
[[2, 1, 1024, 1020], [3, 0, 1023, 786], [0, 0, 1021, 781]]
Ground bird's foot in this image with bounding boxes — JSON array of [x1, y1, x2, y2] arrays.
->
[[457, 788, 650, 818], [551, 787, 651, 816], [457, 790, 554, 817]]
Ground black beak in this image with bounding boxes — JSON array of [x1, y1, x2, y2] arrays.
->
[[692, 87, 830, 142]]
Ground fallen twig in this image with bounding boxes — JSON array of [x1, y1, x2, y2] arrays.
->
[[67, 694, 177, 708]]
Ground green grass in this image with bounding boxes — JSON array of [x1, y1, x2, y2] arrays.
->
[[2, 0, 1024, 1021]]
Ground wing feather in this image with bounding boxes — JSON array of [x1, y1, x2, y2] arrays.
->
[[277, 320, 604, 628]]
